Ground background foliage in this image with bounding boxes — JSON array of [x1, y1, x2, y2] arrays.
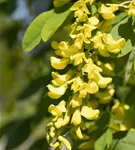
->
[[0, 0, 135, 150]]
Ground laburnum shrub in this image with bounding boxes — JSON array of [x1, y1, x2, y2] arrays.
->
[[22, 0, 135, 150]]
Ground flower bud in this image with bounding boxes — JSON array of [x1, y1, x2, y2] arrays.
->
[[58, 136, 72, 150]]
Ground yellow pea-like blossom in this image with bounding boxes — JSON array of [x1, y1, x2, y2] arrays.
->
[[85, 80, 99, 94], [45, 0, 127, 149], [71, 109, 82, 126], [70, 93, 82, 108], [48, 100, 66, 116], [102, 33, 125, 54], [81, 105, 100, 120], [47, 84, 68, 99], [50, 57, 69, 70], [128, 0, 135, 16], [75, 126, 89, 139], [96, 88, 115, 104], [51, 72, 71, 86], [98, 4, 118, 20]]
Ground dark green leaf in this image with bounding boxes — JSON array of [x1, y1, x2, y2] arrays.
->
[[17, 75, 50, 100], [111, 16, 135, 57], [5, 119, 31, 150], [95, 129, 112, 150], [96, 112, 110, 129], [41, 4, 71, 42], [22, 9, 54, 51], [28, 138, 49, 150], [124, 47, 135, 85], [111, 131, 135, 150]]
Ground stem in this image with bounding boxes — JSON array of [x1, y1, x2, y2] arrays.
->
[[120, 1, 132, 5]]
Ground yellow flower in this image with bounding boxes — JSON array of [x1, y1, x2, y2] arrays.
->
[[55, 41, 78, 58], [74, 33, 84, 49], [70, 0, 90, 22], [81, 105, 100, 120], [93, 70, 112, 88], [47, 84, 68, 99], [75, 126, 89, 140], [70, 1, 90, 14], [91, 31, 105, 50], [62, 110, 71, 126], [71, 109, 82, 126], [70, 52, 86, 65], [71, 76, 84, 92], [83, 24, 96, 38], [98, 4, 118, 20], [91, 32, 125, 57], [88, 16, 99, 26], [48, 100, 66, 116], [70, 93, 82, 108], [75, 9, 88, 22], [128, 0, 135, 16], [51, 72, 71, 86], [50, 57, 69, 70], [96, 88, 115, 104], [85, 80, 99, 94], [102, 33, 125, 54], [55, 116, 64, 128]]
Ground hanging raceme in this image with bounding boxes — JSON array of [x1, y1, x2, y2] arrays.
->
[[45, 0, 129, 149], [22, 0, 135, 150]]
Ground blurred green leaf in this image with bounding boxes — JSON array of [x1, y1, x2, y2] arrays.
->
[[41, 4, 71, 42], [124, 47, 135, 85], [22, 9, 54, 51], [111, 16, 135, 57], [18, 75, 50, 100], [95, 129, 112, 150], [0, 0, 8, 4], [5, 119, 32, 150], [111, 131, 135, 150], [28, 138, 49, 150]]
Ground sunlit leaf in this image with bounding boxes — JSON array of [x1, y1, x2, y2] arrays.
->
[[95, 129, 112, 150], [41, 4, 71, 42], [124, 47, 135, 85], [22, 9, 54, 51], [111, 131, 135, 150]]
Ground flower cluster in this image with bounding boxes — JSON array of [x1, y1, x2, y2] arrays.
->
[[46, 0, 127, 149]]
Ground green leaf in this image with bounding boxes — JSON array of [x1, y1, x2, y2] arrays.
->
[[22, 9, 54, 51], [5, 119, 31, 150], [95, 129, 112, 150], [111, 16, 135, 57], [41, 4, 71, 42], [124, 47, 135, 85], [17, 75, 51, 100], [112, 12, 127, 25], [111, 131, 135, 150]]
